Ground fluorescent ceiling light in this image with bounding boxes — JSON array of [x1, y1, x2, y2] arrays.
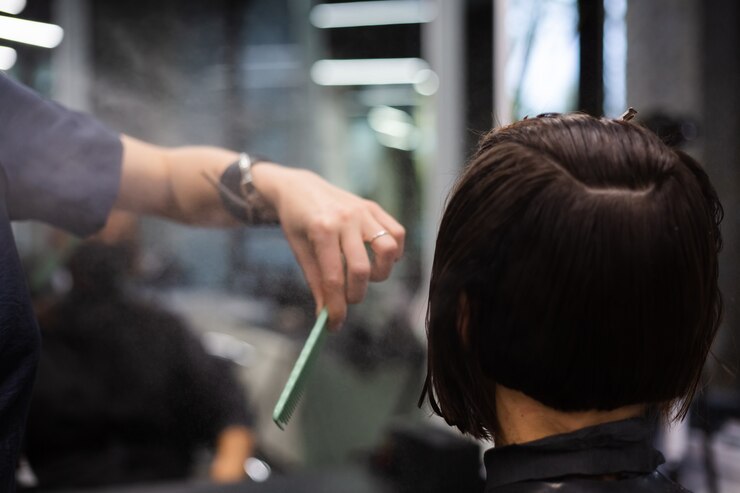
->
[[0, 0, 25, 15], [0, 45, 16, 70], [311, 1, 436, 29], [311, 58, 430, 86], [0, 14, 63, 48]]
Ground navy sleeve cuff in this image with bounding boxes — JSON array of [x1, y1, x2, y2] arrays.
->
[[0, 74, 123, 236]]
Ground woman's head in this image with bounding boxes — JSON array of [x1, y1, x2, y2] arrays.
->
[[422, 113, 723, 440]]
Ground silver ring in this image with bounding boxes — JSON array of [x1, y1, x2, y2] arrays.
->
[[368, 230, 389, 244]]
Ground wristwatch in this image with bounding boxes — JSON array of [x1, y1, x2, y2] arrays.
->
[[216, 153, 279, 225]]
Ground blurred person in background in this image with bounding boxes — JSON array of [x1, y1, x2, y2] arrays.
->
[[0, 71, 404, 491], [421, 113, 722, 492], [24, 231, 255, 489]]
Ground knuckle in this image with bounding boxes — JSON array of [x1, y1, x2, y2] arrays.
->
[[322, 276, 344, 291], [350, 263, 371, 281], [370, 263, 392, 280], [308, 216, 337, 239], [391, 224, 406, 240], [364, 199, 381, 212], [335, 206, 355, 222]]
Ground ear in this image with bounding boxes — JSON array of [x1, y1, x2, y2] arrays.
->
[[457, 292, 471, 348]]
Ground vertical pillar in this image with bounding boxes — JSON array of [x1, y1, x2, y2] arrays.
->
[[578, 0, 604, 116], [465, 0, 493, 152], [51, 0, 91, 111], [493, 0, 511, 125], [703, 0, 740, 388], [626, 0, 701, 118], [415, 0, 465, 335]]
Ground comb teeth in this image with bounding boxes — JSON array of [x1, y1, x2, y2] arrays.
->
[[275, 386, 306, 429], [273, 309, 329, 429]]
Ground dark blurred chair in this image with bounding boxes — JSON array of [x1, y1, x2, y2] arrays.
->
[[22, 241, 255, 490]]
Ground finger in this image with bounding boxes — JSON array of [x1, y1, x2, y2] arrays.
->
[[289, 238, 325, 314], [364, 217, 401, 282], [310, 223, 347, 330], [367, 201, 406, 260], [340, 223, 372, 304], [367, 233, 397, 282]]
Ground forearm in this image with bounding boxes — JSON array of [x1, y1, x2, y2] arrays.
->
[[115, 135, 245, 226], [163, 145, 243, 226], [210, 425, 255, 483]]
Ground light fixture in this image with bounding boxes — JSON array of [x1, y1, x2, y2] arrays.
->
[[368, 105, 419, 151], [310, 0, 436, 29], [413, 68, 439, 96], [0, 45, 16, 70], [245, 458, 271, 483], [0, 14, 63, 48], [311, 57, 430, 86], [0, 0, 25, 15]]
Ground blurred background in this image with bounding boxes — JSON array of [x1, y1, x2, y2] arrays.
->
[[2, 0, 740, 492]]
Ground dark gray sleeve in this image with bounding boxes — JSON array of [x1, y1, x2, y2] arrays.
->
[[0, 74, 122, 237]]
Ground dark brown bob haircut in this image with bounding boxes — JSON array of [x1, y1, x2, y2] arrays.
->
[[421, 113, 723, 440]]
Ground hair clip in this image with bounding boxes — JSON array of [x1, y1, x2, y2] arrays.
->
[[536, 112, 561, 118], [620, 107, 637, 121]]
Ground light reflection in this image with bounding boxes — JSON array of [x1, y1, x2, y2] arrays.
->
[[245, 457, 271, 482], [311, 57, 430, 86], [413, 68, 439, 96], [0, 0, 25, 15], [368, 106, 419, 151], [0, 14, 64, 48], [0, 45, 16, 70], [311, 0, 436, 29]]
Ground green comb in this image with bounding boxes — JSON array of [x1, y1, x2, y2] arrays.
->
[[273, 308, 330, 429]]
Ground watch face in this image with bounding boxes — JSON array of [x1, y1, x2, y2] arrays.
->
[[238, 153, 253, 186]]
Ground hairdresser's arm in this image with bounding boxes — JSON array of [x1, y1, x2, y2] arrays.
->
[[114, 135, 405, 327]]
